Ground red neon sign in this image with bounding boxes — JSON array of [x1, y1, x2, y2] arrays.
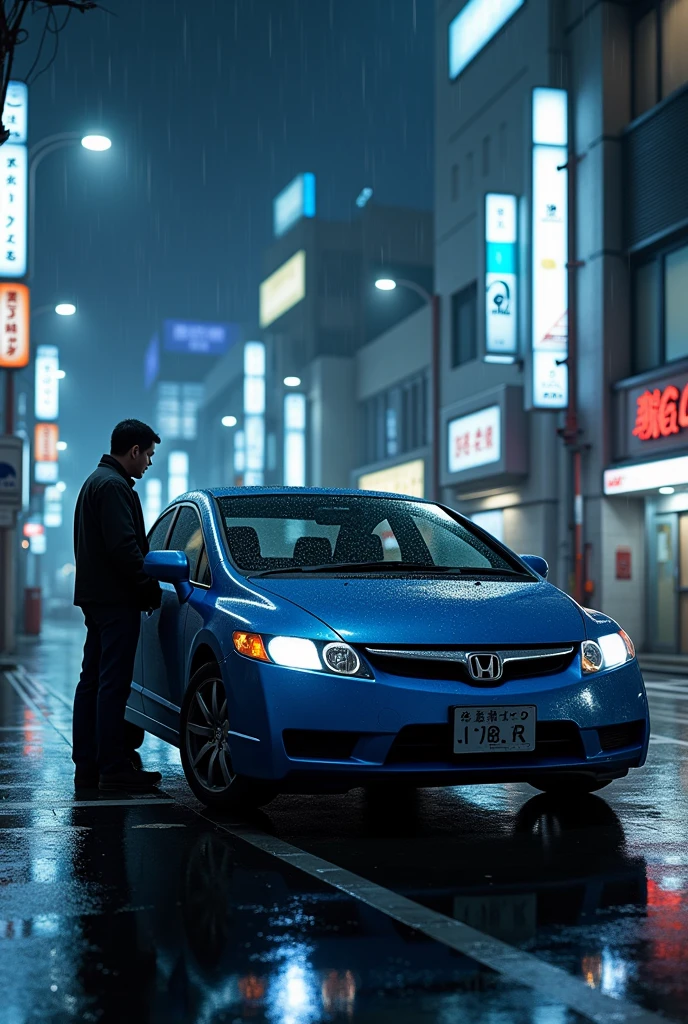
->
[[632, 385, 688, 441]]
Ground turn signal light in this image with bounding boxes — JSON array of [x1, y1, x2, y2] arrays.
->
[[233, 631, 270, 662]]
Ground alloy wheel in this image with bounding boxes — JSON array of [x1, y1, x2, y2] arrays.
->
[[185, 675, 235, 793]]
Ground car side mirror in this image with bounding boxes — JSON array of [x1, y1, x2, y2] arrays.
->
[[144, 550, 192, 603], [519, 554, 549, 579]]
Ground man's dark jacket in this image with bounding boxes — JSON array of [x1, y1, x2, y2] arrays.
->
[[73, 455, 162, 610]]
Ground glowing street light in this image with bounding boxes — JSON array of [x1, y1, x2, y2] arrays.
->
[[55, 303, 76, 316], [56, 370, 66, 380], [221, 415, 237, 428], [56, 441, 67, 451], [81, 134, 112, 152], [284, 376, 301, 387], [374, 278, 397, 292]]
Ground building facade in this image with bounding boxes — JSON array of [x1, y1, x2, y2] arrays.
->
[[435, 0, 688, 653]]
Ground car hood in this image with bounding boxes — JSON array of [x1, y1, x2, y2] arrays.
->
[[250, 576, 586, 645]]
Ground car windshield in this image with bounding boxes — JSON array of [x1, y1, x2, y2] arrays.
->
[[217, 494, 529, 577]]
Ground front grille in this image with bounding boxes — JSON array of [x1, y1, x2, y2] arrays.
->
[[363, 645, 577, 686], [385, 720, 584, 766], [598, 720, 646, 752], [283, 729, 359, 761]]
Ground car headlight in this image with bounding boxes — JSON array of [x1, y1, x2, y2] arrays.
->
[[232, 632, 371, 677], [581, 630, 635, 674]]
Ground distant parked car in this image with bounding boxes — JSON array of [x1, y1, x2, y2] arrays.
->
[[126, 488, 649, 808]]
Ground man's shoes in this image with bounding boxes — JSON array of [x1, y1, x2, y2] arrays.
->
[[74, 767, 99, 789], [99, 764, 162, 793]]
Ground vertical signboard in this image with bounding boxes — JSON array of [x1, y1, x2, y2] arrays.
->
[[531, 87, 568, 409], [485, 193, 517, 357], [35, 345, 59, 420], [34, 423, 59, 483], [0, 143, 27, 279], [2, 81, 28, 144], [273, 173, 316, 237], [284, 392, 306, 486], [243, 341, 265, 486], [0, 282, 29, 367]]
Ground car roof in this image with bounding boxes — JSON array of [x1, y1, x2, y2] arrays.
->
[[182, 486, 434, 504]]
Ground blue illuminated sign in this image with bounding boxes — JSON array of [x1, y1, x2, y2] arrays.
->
[[273, 173, 316, 237], [162, 320, 239, 356], [144, 334, 159, 390], [449, 0, 524, 80]]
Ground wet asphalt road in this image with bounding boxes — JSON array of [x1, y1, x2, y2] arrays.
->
[[1, 621, 688, 1024]]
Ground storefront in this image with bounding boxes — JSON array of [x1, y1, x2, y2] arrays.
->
[[606, 361, 688, 653], [441, 385, 529, 546]]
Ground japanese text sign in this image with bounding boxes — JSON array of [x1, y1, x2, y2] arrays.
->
[[0, 143, 27, 278], [0, 282, 29, 367], [162, 320, 238, 356], [35, 345, 59, 420], [485, 193, 517, 355], [447, 405, 501, 474], [34, 423, 58, 463], [2, 81, 28, 145], [632, 384, 688, 441]]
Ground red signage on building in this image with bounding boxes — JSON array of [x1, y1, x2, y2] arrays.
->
[[615, 547, 632, 580], [633, 384, 688, 440]]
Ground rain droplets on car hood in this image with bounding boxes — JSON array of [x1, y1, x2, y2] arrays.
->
[[250, 576, 586, 645]]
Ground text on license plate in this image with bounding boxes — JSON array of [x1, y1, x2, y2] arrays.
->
[[453, 705, 536, 754]]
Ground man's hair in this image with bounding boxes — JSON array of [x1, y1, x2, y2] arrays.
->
[[110, 419, 161, 456]]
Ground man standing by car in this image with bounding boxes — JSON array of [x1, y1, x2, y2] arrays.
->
[[72, 419, 163, 792]]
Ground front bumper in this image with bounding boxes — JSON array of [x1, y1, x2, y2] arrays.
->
[[224, 651, 649, 789]]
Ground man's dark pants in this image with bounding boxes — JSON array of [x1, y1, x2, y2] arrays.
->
[[72, 604, 141, 776]]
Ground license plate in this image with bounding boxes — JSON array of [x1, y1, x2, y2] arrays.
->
[[453, 705, 536, 754]]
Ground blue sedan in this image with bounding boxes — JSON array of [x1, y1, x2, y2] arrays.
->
[[126, 488, 649, 809]]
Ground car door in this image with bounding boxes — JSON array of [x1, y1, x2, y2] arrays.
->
[[141, 504, 205, 731], [130, 508, 176, 718]]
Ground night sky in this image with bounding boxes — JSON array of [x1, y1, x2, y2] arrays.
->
[[19, 0, 433, 483]]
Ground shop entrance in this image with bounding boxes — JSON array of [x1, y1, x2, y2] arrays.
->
[[650, 512, 688, 653]]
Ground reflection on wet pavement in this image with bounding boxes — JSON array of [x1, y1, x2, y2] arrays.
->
[[1, 624, 687, 1022]]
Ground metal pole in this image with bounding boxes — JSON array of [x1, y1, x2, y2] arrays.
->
[[1, 369, 16, 653], [431, 294, 441, 502]]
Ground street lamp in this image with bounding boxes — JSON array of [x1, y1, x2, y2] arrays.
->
[[221, 415, 237, 428], [284, 376, 301, 387], [55, 303, 76, 317], [374, 277, 441, 502], [81, 135, 112, 152]]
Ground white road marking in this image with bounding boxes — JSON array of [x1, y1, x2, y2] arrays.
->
[[649, 733, 688, 748], [213, 822, 668, 1024], [0, 799, 176, 811], [131, 823, 186, 829], [0, 666, 676, 1024]]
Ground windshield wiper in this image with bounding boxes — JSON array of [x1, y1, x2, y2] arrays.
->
[[249, 562, 531, 579]]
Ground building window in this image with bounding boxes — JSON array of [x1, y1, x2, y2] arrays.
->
[[451, 282, 477, 367], [632, 241, 688, 372], [665, 245, 688, 362], [360, 372, 428, 465], [632, 0, 688, 119]]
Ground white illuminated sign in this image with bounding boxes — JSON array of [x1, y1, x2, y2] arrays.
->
[[449, 0, 524, 79], [0, 143, 27, 278], [604, 456, 688, 496], [447, 405, 501, 474], [44, 485, 62, 528], [168, 450, 189, 503], [485, 193, 517, 356], [358, 458, 425, 498], [260, 250, 306, 328], [243, 341, 266, 485], [35, 345, 59, 421], [3, 81, 28, 145], [143, 477, 162, 532], [35, 461, 58, 484], [532, 88, 568, 410], [284, 393, 306, 487], [273, 173, 316, 237]]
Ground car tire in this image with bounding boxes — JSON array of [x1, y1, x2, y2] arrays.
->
[[529, 775, 613, 796], [123, 721, 145, 751], [180, 661, 277, 811]]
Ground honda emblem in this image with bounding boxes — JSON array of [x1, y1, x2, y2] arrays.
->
[[467, 653, 502, 682]]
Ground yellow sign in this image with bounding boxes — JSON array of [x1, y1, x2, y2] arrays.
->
[[259, 250, 306, 328], [358, 459, 425, 498]]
